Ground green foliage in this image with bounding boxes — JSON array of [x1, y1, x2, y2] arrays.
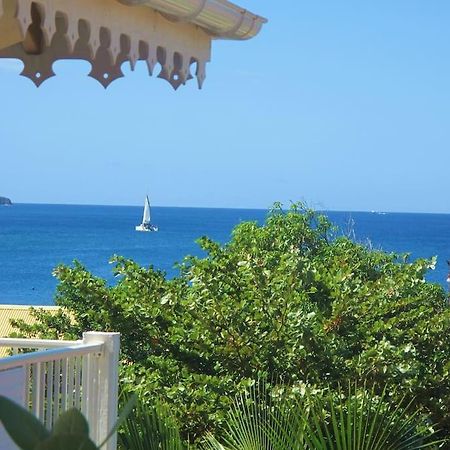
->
[[0, 396, 96, 450], [119, 394, 185, 450], [0, 395, 50, 450], [12, 203, 450, 443], [116, 383, 441, 450], [203, 383, 442, 450], [0, 394, 136, 450]]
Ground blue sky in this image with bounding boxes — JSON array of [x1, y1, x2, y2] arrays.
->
[[1, 1, 449, 212]]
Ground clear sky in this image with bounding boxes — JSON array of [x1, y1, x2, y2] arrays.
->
[[1, 1, 449, 212]]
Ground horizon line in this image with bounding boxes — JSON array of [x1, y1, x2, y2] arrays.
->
[[5, 201, 450, 216]]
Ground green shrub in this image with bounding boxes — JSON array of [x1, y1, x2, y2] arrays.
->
[[12, 204, 450, 443]]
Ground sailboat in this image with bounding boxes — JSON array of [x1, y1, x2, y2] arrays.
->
[[135, 196, 158, 232]]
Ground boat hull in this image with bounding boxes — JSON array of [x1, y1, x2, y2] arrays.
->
[[135, 224, 158, 232]]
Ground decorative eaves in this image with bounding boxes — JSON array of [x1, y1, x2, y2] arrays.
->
[[0, 0, 266, 89]]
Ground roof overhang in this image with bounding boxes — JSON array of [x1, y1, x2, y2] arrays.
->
[[0, 0, 266, 89]]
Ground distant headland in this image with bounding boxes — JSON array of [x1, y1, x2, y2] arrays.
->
[[0, 196, 12, 205]]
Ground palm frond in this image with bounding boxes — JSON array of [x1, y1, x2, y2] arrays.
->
[[118, 395, 185, 450], [204, 382, 443, 450], [300, 383, 443, 450]]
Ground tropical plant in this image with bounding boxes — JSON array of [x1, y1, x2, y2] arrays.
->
[[10, 204, 450, 442], [203, 383, 443, 450], [116, 383, 442, 450], [119, 394, 185, 450], [0, 394, 135, 450]]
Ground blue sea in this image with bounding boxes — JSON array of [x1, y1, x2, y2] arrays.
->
[[0, 204, 449, 305]]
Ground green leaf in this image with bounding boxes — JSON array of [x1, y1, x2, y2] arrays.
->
[[34, 434, 98, 450], [53, 408, 90, 437], [0, 395, 50, 450]]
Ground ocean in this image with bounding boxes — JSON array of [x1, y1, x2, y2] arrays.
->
[[0, 204, 449, 305]]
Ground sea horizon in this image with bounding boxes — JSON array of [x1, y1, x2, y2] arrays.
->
[[5, 201, 450, 216]]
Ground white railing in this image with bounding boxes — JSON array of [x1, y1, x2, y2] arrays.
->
[[0, 332, 120, 450]]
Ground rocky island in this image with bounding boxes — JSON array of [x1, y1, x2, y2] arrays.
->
[[0, 196, 12, 205]]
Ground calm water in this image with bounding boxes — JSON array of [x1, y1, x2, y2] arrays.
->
[[0, 204, 449, 305]]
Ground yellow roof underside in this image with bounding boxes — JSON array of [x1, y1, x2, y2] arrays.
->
[[0, 305, 60, 338], [0, 305, 61, 357]]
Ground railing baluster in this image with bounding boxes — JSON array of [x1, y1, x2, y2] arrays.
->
[[46, 360, 54, 428], [86, 353, 100, 441], [74, 356, 82, 409], [61, 358, 68, 412], [81, 353, 89, 418], [67, 357, 75, 408], [52, 359, 61, 426], [37, 362, 45, 421]]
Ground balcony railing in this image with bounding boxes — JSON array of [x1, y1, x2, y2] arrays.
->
[[0, 332, 120, 450]]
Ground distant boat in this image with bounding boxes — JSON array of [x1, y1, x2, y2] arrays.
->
[[135, 196, 158, 232]]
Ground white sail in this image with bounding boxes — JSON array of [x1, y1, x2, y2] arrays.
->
[[142, 196, 151, 224], [136, 195, 158, 232]]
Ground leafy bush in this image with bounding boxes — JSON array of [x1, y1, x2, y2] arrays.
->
[[12, 204, 450, 443]]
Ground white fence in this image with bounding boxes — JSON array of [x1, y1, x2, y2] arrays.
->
[[0, 332, 120, 450]]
